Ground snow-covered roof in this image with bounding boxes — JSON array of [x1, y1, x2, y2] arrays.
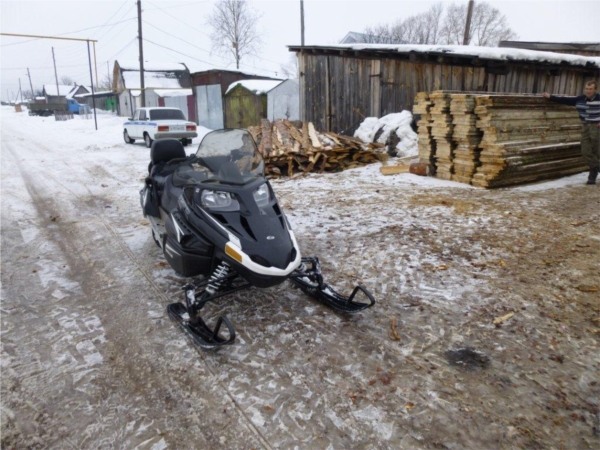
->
[[117, 60, 187, 72], [154, 89, 193, 98], [76, 90, 114, 97], [43, 84, 76, 96], [35, 96, 45, 100], [188, 66, 284, 79], [226, 80, 283, 95], [121, 71, 185, 90], [288, 44, 600, 68]]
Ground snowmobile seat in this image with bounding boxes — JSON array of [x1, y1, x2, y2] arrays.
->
[[151, 138, 186, 166]]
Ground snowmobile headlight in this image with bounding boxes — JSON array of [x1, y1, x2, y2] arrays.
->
[[201, 190, 240, 211], [253, 183, 271, 207]]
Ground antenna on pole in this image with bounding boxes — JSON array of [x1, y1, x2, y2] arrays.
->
[[462, 0, 475, 45]]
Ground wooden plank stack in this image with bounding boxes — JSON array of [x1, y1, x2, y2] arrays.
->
[[449, 94, 482, 184], [413, 91, 587, 188], [413, 92, 436, 167], [428, 92, 454, 180], [247, 119, 387, 177]]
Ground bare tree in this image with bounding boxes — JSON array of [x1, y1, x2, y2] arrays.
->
[[362, 2, 516, 47], [97, 73, 113, 92], [208, 0, 263, 69], [280, 54, 298, 79], [440, 2, 517, 45], [60, 75, 75, 85]]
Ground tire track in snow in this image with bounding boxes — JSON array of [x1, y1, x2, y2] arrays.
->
[[2, 133, 271, 449]]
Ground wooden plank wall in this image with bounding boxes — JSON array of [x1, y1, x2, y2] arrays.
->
[[299, 52, 599, 135]]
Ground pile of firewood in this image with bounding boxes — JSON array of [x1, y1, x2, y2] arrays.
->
[[247, 119, 386, 177], [414, 91, 586, 188]]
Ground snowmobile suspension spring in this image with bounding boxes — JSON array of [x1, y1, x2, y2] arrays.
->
[[205, 262, 230, 295]]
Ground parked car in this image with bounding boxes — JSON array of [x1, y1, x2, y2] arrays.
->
[[67, 99, 89, 114], [123, 107, 198, 148]]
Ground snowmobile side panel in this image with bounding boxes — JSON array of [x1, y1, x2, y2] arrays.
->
[[163, 235, 213, 278]]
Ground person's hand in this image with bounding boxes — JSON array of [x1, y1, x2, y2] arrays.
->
[[542, 92, 551, 99]]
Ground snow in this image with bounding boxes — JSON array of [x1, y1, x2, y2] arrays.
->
[[117, 60, 187, 72], [153, 89, 193, 98], [226, 80, 283, 95], [301, 43, 600, 68], [43, 84, 77, 96], [354, 111, 418, 157], [122, 71, 184, 90]]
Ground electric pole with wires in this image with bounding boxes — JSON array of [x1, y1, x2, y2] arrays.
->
[[137, 0, 145, 107]]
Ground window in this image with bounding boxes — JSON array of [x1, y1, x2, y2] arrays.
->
[[150, 109, 185, 121], [133, 110, 139, 120], [139, 110, 147, 120]]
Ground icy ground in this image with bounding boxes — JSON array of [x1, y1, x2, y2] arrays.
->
[[1, 106, 599, 449]]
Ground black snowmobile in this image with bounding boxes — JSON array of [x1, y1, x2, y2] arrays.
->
[[140, 129, 375, 349]]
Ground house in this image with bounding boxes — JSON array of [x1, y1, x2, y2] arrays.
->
[[499, 41, 600, 57], [288, 43, 600, 135], [76, 91, 119, 113], [112, 60, 192, 118], [190, 69, 282, 130], [43, 84, 90, 104], [224, 80, 283, 128]]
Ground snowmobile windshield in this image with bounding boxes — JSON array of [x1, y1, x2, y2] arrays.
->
[[192, 129, 264, 184]]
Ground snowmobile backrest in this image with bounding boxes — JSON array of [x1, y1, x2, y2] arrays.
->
[[151, 139, 186, 166]]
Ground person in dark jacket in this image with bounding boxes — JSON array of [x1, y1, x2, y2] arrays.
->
[[543, 80, 600, 185]]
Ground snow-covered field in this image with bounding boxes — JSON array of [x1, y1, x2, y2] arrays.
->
[[1, 106, 599, 449]]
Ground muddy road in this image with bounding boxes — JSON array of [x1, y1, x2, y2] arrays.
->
[[1, 113, 599, 449]]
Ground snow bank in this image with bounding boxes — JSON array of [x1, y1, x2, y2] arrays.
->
[[354, 111, 418, 158]]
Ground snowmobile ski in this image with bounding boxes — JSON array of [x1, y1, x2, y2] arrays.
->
[[289, 257, 376, 313]]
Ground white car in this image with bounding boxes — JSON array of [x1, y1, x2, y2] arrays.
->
[[123, 107, 198, 148]]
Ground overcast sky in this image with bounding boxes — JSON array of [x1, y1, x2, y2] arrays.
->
[[1, 0, 599, 102]]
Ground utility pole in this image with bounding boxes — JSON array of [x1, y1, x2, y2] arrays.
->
[[462, 0, 475, 45], [300, 0, 305, 46], [107, 61, 110, 89], [18, 78, 23, 103], [52, 47, 60, 102], [27, 68, 34, 102], [137, 0, 145, 107], [87, 40, 98, 130]]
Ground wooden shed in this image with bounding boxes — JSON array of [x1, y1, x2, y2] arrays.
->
[[288, 44, 600, 135], [113, 60, 191, 118], [224, 80, 283, 129], [499, 41, 600, 57], [190, 69, 281, 130]]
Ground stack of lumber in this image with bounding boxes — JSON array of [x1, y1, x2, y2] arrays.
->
[[413, 92, 436, 166], [471, 95, 585, 188], [428, 92, 454, 180], [413, 91, 586, 188], [247, 119, 386, 177], [449, 94, 482, 184]]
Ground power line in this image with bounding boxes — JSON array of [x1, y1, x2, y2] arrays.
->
[[143, 20, 278, 75], [143, 1, 208, 12], [142, 19, 280, 75], [142, 38, 278, 77], [0, 17, 136, 48], [144, 0, 284, 68]]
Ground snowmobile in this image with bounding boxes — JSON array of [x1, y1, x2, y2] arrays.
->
[[140, 129, 375, 349]]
